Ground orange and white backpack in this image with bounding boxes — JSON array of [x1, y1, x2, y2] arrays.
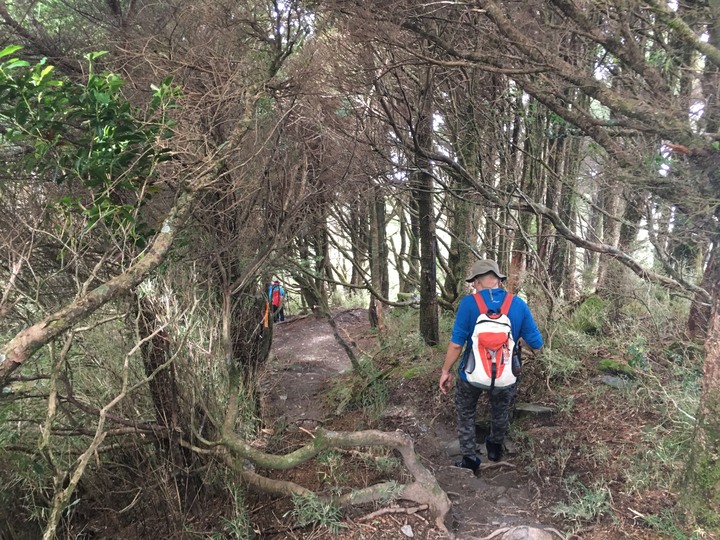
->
[[460, 293, 518, 391]]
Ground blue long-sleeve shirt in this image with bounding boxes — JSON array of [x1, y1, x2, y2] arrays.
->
[[450, 288, 543, 350]]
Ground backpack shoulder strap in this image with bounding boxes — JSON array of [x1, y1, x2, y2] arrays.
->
[[473, 292, 489, 315], [500, 293, 514, 316]]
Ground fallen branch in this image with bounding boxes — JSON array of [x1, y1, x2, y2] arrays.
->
[[326, 313, 362, 371]]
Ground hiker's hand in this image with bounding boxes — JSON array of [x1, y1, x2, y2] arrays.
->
[[439, 370, 453, 395]]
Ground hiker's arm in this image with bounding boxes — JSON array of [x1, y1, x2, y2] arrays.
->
[[519, 303, 543, 349], [439, 342, 463, 395]]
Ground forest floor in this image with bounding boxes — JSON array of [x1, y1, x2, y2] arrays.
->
[[249, 308, 678, 540]]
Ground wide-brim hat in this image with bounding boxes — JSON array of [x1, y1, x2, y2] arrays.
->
[[465, 259, 507, 282]]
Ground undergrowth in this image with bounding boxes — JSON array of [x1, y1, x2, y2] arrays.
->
[[517, 284, 706, 535]]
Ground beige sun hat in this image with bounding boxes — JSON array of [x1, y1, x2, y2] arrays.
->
[[464, 259, 507, 282]]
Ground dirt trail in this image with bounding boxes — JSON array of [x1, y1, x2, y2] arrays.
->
[[263, 315, 352, 428], [263, 310, 553, 539]]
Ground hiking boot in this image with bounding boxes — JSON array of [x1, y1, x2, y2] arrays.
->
[[485, 439, 503, 462], [454, 455, 481, 473]]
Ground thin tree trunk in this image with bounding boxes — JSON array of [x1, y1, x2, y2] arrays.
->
[[350, 195, 369, 290], [136, 294, 201, 511], [596, 182, 622, 291], [413, 68, 439, 345], [406, 195, 421, 293], [688, 242, 719, 338], [369, 184, 387, 331]]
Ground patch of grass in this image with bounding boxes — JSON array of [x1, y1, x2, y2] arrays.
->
[[625, 336, 648, 370], [219, 486, 252, 539], [397, 361, 435, 379], [578, 442, 611, 469], [317, 450, 347, 490], [642, 509, 700, 540], [552, 475, 611, 522], [620, 356, 699, 495], [624, 423, 690, 495], [330, 290, 370, 310], [555, 395, 575, 416], [324, 358, 389, 421], [374, 455, 402, 475], [375, 480, 404, 504], [287, 492, 346, 534], [540, 349, 584, 382]]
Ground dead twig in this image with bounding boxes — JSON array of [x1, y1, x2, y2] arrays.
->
[[479, 460, 516, 470], [358, 503, 429, 522]]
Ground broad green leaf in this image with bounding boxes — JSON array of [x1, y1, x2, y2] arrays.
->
[[5, 59, 30, 69], [84, 51, 109, 61], [0, 45, 22, 59], [39, 65, 54, 80]]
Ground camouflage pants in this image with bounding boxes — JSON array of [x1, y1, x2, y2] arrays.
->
[[455, 377, 517, 459]]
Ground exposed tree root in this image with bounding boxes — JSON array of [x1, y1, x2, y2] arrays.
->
[[222, 428, 452, 536]]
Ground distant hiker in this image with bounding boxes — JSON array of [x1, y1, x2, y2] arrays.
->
[[439, 259, 543, 473], [268, 280, 286, 323]]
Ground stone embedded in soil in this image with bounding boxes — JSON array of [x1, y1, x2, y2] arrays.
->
[[514, 403, 555, 415], [594, 374, 633, 389], [498, 526, 555, 540]]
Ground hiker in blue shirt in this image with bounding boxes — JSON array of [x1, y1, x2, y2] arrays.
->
[[439, 259, 543, 473], [268, 280, 286, 323]]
